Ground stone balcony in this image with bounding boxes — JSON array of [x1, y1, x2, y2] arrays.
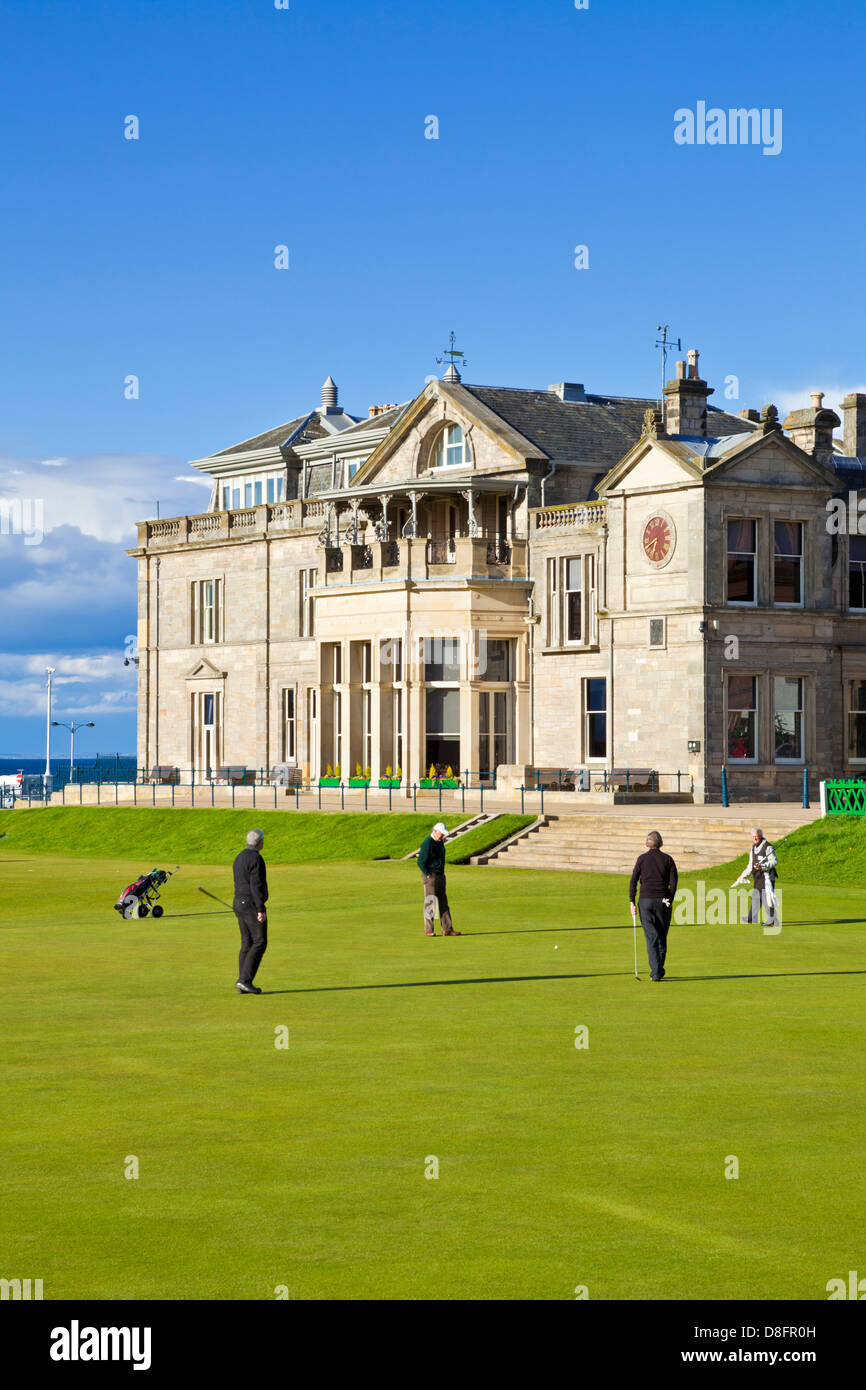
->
[[135, 500, 331, 549], [532, 502, 607, 531], [320, 536, 529, 585]]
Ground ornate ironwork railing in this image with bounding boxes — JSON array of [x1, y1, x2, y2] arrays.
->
[[325, 547, 344, 572], [381, 541, 399, 567], [355, 545, 373, 570], [428, 538, 456, 565], [486, 540, 511, 565]]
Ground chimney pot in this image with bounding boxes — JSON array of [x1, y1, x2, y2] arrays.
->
[[687, 348, 700, 380], [675, 360, 686, 380], [811, 390, 824, 410], [840, 392, 866, 458]]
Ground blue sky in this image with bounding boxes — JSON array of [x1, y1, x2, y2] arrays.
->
[[2, 0, 865, 753]]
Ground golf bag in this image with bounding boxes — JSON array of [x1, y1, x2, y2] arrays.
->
[[114, 866, 178, 920]]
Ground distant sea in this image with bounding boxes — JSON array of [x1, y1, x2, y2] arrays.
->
[[0, 755, 138, 784]]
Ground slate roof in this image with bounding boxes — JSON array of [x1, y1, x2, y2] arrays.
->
[[208, 412, 321, 459], [462, 385, 755, 468], [832, 456, 866, 490]]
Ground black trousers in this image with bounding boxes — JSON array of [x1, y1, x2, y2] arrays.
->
[[234, 896, 267, 984], [638, 898, 670, 980]]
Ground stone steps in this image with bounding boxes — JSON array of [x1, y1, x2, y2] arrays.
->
[[481, 811, 810, 873]]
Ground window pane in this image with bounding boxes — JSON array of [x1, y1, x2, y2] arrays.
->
[[232, 488, 241, 509], [203, 694, 214, 725], [222, 487, 230, 509], [727, 711, 756, 760], [254, 481, 263, 504], [426, 688, 460, 734], [479, 692, 489, 735], [494, 691, 508, 732], [567, 592, 582, 642], [727, 554, 755, 603], [587, 713, 606, 758], [774, 521, 802, 557], [485, 639, 510, 681], [848, 712, 866, 759], [774, 676, 801, 712], [851, 680, 866, 713], [728, 674, 756, 709], [774, 556, 801, 604], [728, 519, 756, 553], [245, 483, 253, 507], [587, 677, 606, 713], [425, 637, 460, 681], [267, 478, 275, 503], [566, 558, 582, 590]]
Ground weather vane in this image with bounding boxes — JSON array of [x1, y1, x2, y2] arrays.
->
[[436, 331, 467, 371], [655, 325, 681, 407]]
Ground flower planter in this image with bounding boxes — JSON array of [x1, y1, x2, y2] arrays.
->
[[319, 778, 340, 787], [378, 778, 402, 789], [420, 778, 460, 789], [348, 778, 370, 788]]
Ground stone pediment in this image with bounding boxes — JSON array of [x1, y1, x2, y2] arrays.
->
[[350, 378, 544, 489], [185, 657, 227, 681]]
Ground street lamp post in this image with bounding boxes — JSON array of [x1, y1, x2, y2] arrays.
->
[[44, 667, 56, 783], [51, 721, 96, 777]]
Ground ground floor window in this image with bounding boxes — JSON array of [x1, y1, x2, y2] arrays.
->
[[393, 688, 403, 773], [191, 690, 221, 775], [848, 680, 866, 760], [425, 688, 460, 775], [479, 690, 509, 777], [727, 675, 757, 761], [774, 676, 803, 762], [282, 687, 296, 762], [584, 677, 607, 759]]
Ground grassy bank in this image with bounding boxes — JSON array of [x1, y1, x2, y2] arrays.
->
[[0, 807, 531, 867]]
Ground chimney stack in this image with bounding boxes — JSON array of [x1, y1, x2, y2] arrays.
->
[[840, 393, 866, 458], [738, 408, 761, 422], [663, 346, 713, 436], [782, 392, 840, 466]]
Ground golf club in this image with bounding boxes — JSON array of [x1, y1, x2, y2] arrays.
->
[[631, 906, 640, 980], [199, 886, 233, 911]]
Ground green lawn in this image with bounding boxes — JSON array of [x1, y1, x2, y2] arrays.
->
[[1, 839, 864, 1300]]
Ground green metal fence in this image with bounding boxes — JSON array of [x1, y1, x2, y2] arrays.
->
[[823, 780, 866, 815]]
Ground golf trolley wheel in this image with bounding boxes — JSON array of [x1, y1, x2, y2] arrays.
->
[[151, 905, 164, 918], [137, 902, 149, 918]]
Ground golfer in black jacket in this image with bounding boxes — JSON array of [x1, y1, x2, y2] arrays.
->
[[232, 828, 269, 994], [629, 830, 678, 982]]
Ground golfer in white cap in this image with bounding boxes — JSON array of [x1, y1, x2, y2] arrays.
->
[[416, 822, 460, 937]]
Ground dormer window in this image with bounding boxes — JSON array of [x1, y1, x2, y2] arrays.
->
[[431, 423, 471, 469]]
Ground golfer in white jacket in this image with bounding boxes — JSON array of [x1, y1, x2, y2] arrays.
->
[[734, 828, 778, 927]]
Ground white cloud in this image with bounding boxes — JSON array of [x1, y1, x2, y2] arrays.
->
[[0, 451, 207, 543]]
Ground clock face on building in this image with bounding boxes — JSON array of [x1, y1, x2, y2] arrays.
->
[[642, 513, 675, 568]]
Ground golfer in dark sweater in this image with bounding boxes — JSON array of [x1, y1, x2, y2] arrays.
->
[[232, 828, 269, 994], [417, 821, 460, 937], [629, 830, 678, 982]]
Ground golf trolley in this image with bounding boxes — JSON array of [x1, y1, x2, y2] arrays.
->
[[114, 866, 180, 920]]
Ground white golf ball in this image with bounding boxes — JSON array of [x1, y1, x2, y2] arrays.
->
[[554, 945, 559, 950]]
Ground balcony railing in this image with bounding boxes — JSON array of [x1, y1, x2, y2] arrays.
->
[[533, 503, 606, 530], [486, 539, 511, 565], [428, 538, 457, 565]]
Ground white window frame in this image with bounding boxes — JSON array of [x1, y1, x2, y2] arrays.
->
[[773, 675, 804, 764], [282, 687, 296, 762], [727, 517, 758, 607], [431, 423, 471, 469], [726, 673, 759, 764], [583, 677, 607, 762], [773, 520, 804, 609]]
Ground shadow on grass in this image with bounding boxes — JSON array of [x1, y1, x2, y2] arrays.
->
[[262, 970, 631, 995]]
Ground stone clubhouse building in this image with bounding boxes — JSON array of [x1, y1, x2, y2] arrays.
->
[[129, 351, 866, 803]]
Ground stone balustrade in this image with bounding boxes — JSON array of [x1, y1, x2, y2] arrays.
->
[[533, 503, 607, 530]]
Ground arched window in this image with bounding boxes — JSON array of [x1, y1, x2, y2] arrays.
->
[[430, 423, 471, 469]]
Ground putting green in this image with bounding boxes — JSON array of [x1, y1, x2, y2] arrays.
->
[[1, 850, 863, 1300]]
